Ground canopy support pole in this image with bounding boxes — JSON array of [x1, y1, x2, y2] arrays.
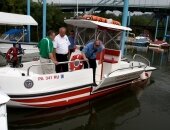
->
[[127, 11, 131, 37], [27, 0, 31, 42], [164, 16, 169, 41], [120, 0, 129, 57], [125, 11, 131, 54], [43, 0, 47, 38], [154, 19, 159, 41]]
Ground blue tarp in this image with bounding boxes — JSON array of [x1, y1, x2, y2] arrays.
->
[[4, 29, 27, 35], [165, 35, 170, 38], [3, 29, 28, 42]]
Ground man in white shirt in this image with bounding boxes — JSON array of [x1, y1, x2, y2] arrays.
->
[[53, 27, 70, 73]]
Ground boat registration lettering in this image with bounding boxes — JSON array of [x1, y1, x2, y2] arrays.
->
[[38, 74, 64, 81]]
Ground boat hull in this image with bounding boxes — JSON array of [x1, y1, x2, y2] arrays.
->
[[1, 57, 155, 108], [7, 81, 133, 108]]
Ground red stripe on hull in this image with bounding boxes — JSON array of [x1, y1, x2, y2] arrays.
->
[[13, 87, 91, 103], [12, 82, 131, 108]]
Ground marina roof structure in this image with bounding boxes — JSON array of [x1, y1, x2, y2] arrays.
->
[[0, 12, 38, 26]]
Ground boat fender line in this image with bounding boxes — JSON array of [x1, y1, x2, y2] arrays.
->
[[70, 54, 84, 71]]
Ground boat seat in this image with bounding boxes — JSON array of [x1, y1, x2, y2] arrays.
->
[[96, 49, 120, 64], [103, 58, 118, 63]]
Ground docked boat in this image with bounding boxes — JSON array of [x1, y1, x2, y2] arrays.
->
[[0, 18, 156, 108], [117, 33, 135, 43], [132, 34, 150, 47], [117, 33, 150, 53], [117, 33, 150, 47], [149, 40, 170, 50], [0, 12, 39, 54]]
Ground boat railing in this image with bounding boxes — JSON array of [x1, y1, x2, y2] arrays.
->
[[133, 54, 150, 66], [27, 59, 89, 76], [16, 33, 25, 43], [107, 64, 146, 77]]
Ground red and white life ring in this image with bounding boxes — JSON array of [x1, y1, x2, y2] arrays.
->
[[70, 54, 84, 71]]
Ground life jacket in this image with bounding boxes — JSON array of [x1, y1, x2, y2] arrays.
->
[[82, 15, 121, 25], [6, 47, 19, 62]]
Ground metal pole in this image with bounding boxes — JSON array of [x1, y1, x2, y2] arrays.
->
[[125, 11, 131, 55], [76, 0, 79, 17], [128, 11, 131, 26], [127, 11, 131, 41], [120, 0, 129, 57], [164, 16, 169, 41], [151, 50, 154, 64], [42, 0, 47, 38], [126, 11, 131, 38], [160, 51, 164, 65], [154, 19, 159, 41], [27, 0, 31, 42]]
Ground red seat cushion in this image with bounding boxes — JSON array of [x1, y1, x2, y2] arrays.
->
[[103, 59, 118, 63], [104, 49, 120, 56], [96, 49, 120, 63]]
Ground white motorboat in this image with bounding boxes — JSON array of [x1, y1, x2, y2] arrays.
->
[[134, 35, 150, 47], [0, 12, 39, 54], [0, 17, 156, 108]]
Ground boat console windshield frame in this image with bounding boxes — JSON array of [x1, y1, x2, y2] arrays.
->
[[65, 19, 132, 49]]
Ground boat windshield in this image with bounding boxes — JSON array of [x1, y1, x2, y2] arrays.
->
[[0, 51, 7, 67]]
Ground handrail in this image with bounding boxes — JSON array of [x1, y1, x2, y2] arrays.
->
[[133, 54, 150, 66], [27, 59, 89, 76], [107, 64, 146, 77], [16, 33, 25, 43], [4, 34, 9, 40]]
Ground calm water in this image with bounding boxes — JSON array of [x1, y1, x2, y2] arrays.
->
[[7, 49, 170, 130]]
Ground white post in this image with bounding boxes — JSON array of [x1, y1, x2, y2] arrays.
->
[[0, 91, 10, 130]]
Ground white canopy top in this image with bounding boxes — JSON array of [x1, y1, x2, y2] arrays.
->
[[0, 12, 38, 26], [64, 19, 132, 31]]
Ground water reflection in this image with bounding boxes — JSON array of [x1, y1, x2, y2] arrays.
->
[[126, 47, 170, 66], [8, 80, 150, 130]]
